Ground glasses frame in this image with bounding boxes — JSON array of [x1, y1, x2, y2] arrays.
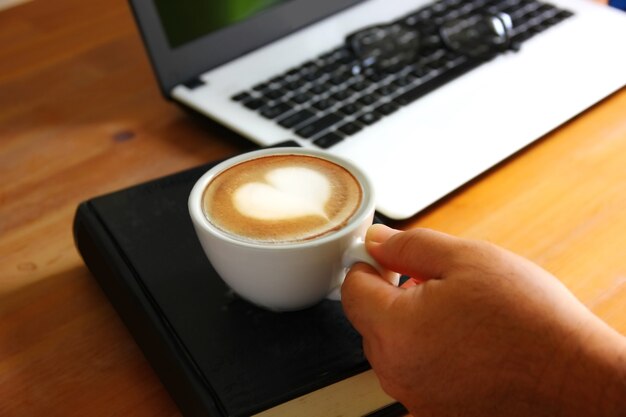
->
[[346, 12, 514, 72]]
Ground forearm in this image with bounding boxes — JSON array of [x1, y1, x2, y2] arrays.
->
[[549, 320, 626, 417], [485, 314, 626, 417]]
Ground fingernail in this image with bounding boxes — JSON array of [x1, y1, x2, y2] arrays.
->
[[366, 224, 399, 244]]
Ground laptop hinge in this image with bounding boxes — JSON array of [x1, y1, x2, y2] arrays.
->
[[182, 77, 206, 90]]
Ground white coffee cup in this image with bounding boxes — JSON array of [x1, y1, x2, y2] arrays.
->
[[188, 147, 397, 311]]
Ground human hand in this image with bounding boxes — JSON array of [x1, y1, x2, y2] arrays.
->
[[342, 225, 626, 417]]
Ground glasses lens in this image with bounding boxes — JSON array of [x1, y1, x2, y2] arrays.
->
[[348, 23, 420, 71], [439, 13, 512, 58]]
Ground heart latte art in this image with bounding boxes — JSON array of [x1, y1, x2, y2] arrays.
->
[[234, 166, 331, 221], [202, 155, 363, 243]]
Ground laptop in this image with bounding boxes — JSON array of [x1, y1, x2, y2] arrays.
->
[[129, 0, 626, 220]]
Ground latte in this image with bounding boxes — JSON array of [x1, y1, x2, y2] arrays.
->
[[202, 154, 363, 243]]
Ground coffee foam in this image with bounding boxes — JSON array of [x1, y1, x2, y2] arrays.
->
[[202, 155, 363, 243], [233, 166, 331, 221]]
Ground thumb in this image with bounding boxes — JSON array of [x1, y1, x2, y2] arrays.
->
[[367, 224, 459, 281], [341, 262, 400, 337]]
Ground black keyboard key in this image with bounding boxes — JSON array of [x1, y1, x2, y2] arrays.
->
[[427, 56, 448, 71], [550, 14, 571, 25], [375, 84, 398, 97], [394, 76, 414, 87], [320, 61, 343, 74], [278, 108, 316, 128], [394, 84, 434, 106], [285, 67, 300, 77], [252, 82, 267, 91], [301, 61, 319, 73], [512, 30, 534, 43], [533, 3, 551, 15], [431, 1, 450, 15], [358, 112, 381, 125], [332, 88, 354, 102], [295, 114, 343, 138], [312, 98, 337, 111], [291, 92, 313, 104], [426, 53, 450, 70], [350, 80, 371, 92], [402, 11, 425, 28], [264, 88, 286, 101], [308, 82, 332, 95], [303, 70, 323, 82], [395, 58, 480, 106], [314, 132, 344, 148], [338, 102, 363, 115], [410, 65, 428, 78], [543, 14, 562, 26], [318, 49, 337, 62], [531, 21, 552, 33], [231, 91, 251, 102], [269, 74, 286, 86], [243, 98, 265, 110], [375, 102, 400, 115], [260, 102, 292, 119], [337, 55, 357, 65], [329, 47, 353, 63], [366, 71, 387, 82], [338, 122, 363, 136], [358, 94, 380, 106], [416, 7, 434, 21], [284, 79, 307, 91], [381, 63, 406, 75], [526, 9, 544, 19], [329, 72, 352, 86]]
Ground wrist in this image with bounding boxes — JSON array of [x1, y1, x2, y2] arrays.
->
[[545, 316, 626, 416]]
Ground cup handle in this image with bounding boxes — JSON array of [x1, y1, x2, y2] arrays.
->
[[326, 239, 391, 301]]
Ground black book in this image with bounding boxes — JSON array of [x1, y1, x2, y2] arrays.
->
[[72, 143, 407, 417]]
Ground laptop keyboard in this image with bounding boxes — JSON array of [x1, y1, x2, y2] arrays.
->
[[231, 0, 573, 149]]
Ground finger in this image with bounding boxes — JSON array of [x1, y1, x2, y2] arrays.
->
[[366, 223, 401, 243], [367, 225, 461, 281], [341, 262, 400, 336]]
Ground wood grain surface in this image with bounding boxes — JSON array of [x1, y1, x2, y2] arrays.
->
[[1, 1, 625, 416]]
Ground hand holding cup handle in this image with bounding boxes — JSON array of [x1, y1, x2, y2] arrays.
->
[[327, 237, 400, 301]]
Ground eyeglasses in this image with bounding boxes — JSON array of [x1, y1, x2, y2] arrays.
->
[[347, 12, 514, 72]]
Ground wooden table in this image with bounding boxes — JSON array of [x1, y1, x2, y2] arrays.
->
[[1, 1, 625, 415]]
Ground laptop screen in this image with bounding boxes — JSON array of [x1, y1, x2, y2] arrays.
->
[[130, 0, 362, 95], [154, 0, 292, 49]]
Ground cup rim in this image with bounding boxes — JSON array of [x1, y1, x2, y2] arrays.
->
[[188, 147, 376, 250]]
